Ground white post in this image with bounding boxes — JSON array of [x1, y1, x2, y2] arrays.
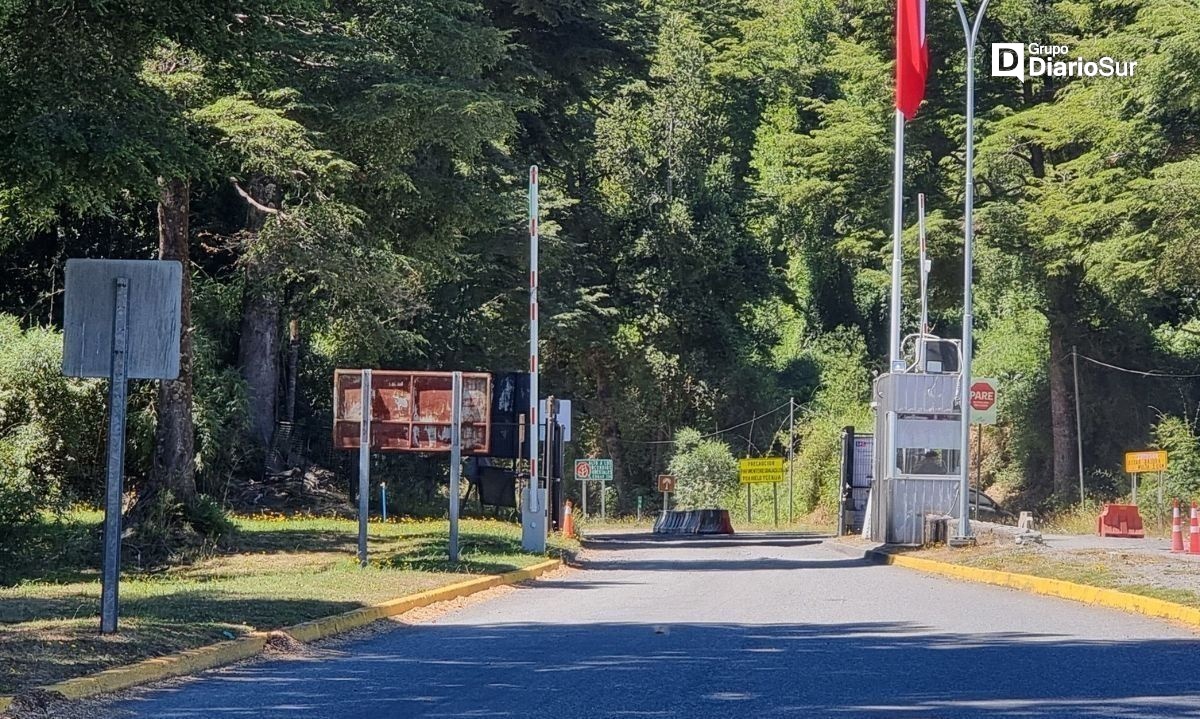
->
[[918, 193, 929, 334], [955, 0, 989, 541], [449, 371, 462, 562], [889, 110, 906, 369], [523, 165, 547, 552]]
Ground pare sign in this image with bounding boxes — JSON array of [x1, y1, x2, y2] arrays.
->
[[969, 378, 998, 425]]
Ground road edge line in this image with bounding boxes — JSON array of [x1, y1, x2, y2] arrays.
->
[[1, 557, 561, 712], [856, 544, 1200, 627]]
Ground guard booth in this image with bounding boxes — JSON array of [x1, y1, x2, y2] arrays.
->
[[867, 371, 965, 544]]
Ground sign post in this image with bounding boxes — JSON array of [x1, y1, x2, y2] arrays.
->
[[449, 372, 462, 562], [574, 459, 612, 520], [358, 369, 372, 567], [969, 378, 997, 520], [62, 259, 182, 634], [100, 278, 129, 635], [657, 475, 675, 516]]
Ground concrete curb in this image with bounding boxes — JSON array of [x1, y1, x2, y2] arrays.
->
[[841, 541, 1200, 628], [0, 558, 560, 713]]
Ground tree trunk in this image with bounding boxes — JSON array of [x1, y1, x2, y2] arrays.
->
[[239, 270, 282, 449], [1047, 281, 1078, 502], [149, 177, 197, 505], [590, 353, 630, 511], [238, 180, 282, 451], [285, 318, 300, 424]]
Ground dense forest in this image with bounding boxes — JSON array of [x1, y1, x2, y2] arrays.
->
[[2, 0, 1200, 541]]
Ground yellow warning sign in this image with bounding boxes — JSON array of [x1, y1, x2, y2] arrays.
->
[[739, 457, 784, 484], [1124, 450, 1167, 474]]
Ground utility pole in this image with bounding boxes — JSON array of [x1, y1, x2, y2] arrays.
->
[[787, 398, 795, 525], [1073, 345, 1085, 502]]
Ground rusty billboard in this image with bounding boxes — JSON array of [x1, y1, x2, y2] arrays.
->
[[333, 370, 492, 453]]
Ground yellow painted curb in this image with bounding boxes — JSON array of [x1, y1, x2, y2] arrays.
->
[[46, 633, 269, 701], [870, 549, 1200, 627], [1, 558, 560, 712], [286, 559, 560, 643]]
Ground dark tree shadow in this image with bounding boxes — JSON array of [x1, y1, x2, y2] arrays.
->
[[111, 620, 1200, 718]]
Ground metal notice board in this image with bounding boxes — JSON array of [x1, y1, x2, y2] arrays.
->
[[61, 259, 183, 636]]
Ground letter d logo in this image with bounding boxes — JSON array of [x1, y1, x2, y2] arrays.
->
[[991, 43, 1024, 81]]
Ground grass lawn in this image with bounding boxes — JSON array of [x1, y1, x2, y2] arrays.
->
[[1, 511, 575, 695]]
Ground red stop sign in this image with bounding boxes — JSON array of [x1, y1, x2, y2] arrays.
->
[[970, 382, 996, 411]]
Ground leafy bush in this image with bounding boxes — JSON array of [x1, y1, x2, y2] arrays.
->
[[667, 428, 739, 509], [0, 316, 108, 523], [1142, 414, 1200, 506]]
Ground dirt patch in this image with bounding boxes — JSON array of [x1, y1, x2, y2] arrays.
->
[[912, 540, 1200, 608], [262, 630, 311, 657]]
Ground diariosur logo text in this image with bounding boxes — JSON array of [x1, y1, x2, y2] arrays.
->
[[991, 43, 1137, 81]]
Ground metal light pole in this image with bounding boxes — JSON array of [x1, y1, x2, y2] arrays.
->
[[954, 0, 989, 541], [523, 165, 546, 552]]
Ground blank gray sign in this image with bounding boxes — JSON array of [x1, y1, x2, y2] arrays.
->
[[62, 259, 183, 380]]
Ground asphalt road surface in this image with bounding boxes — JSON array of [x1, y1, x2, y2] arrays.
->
[[105, 533, 1200, 718]]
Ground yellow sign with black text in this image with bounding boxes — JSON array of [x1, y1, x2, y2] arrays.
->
[[739, 457, 784, 484], [1124, 450, 1167, 474]]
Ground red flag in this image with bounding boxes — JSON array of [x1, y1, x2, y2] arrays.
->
[[896, 0, 928, 120]]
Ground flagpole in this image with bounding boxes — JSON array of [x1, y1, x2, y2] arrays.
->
[[954, 0, 989, 543], [889, 109, 905, 370]]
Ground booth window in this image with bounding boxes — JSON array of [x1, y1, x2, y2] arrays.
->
[[895, 448, 961, 476]]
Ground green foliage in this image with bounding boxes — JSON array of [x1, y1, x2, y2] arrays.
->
[[788, 328, 873, 514], [666, 428, 740, 510], [1149, 415, 1200, 501], [0, 316, 107, 524], [3, 0, 1200, 522]]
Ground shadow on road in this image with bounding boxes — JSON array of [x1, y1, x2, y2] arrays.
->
[[579, 556, 872, 571], [576, 532, 849, 572], [582, 532, 829, 552], [116, 620, 1200, 718]]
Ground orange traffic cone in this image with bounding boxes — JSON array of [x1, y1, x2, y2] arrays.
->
[[1171, 499, 1184, 553], [562, 500, 575, 539], [1188, 502, 1200, 555]]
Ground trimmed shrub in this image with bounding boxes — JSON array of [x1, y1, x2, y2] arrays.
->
[[667, 428, 739, 510]]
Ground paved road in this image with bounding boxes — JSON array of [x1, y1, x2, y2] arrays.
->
[[106, 534, 1200, 718]]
